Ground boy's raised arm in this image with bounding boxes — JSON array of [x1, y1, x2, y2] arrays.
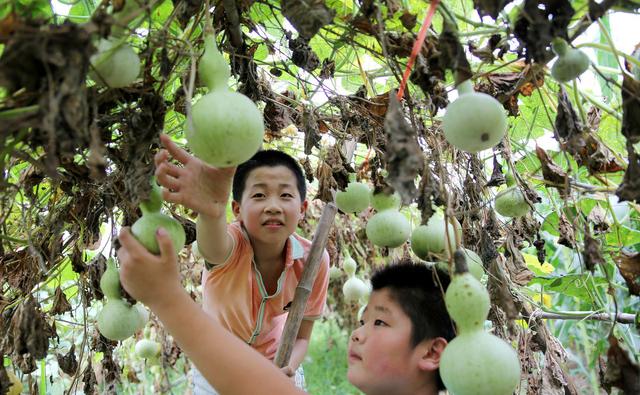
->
[[117, 228, 304, 395], [155, 134, 233, 262]]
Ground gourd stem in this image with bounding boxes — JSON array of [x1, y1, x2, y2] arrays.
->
[[453, 249, 469, 275], [456, 79, 473, 95], [551, 38, 568, 57]]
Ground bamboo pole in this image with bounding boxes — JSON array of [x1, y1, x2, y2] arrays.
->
[[528, 311, 636, 324], [274, 202, 338, 368]]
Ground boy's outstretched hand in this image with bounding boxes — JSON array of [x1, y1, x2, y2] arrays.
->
[[117, 227, 183, 309], [155, 134, 236, 218]]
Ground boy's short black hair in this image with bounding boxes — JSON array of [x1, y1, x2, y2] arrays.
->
[[371, 259, 455, 391], [232, 149, 306, 202]]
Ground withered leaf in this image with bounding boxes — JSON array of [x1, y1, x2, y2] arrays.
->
[[50, 286, 72, 316], [399, 10, 417, 30], [513, 0, 574, 63], [587, 204, 610, 234], [555, 87, 583, 140], [12, 297, 52, 360], [264, 90, 296, 133], [281, 0, 335, 40], [504, 234, 534, 286], [319, 58, 335, 80], [302, 107, 322, 155], [485, 154, 506, 187], [56, 344, 78, 376], [616, 147, 640, 203], [82, 360, 97, 395], [438, 19, 472, 85], [621, 72, 640, 144], [288, 36, 320, 72], [0, 366, 11, 395], [535, 146, 568, 187], [473, 0, 513, 19], [615, 250, 640, 296], [557, 213, 576, 249], [603, 335, 640, 394], [383, 91, 424, 204], [582, 227, 605, 272]]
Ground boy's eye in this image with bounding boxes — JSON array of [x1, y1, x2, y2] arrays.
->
[[281, 193, 294, 198], [252, 193, 265, 198], [374, 319, 387, 326]]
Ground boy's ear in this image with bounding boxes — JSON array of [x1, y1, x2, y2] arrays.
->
[[299, 199, 308, 219], [416, 337, 448, 372], [231, 200, 241, 219]]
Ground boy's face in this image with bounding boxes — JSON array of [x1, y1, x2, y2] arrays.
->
[[233, 165, 307, 246], [347, 289, 439, 395]]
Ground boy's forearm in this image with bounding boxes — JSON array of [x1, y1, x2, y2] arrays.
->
[[287, 338, 310, 372], [196, 213, 232, 263], [150, 289, 303, 395]]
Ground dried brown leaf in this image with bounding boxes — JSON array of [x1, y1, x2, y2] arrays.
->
[[582, 227, 605, 272], [557, 213, 576, 249], [383, 92, 423, 204], [616, 147, 640, 202], [50, 286, 72, 316], [56, 344, 78, 376], [603, 335, 640, 394], [615, 250, 640, 296], [535, 146, 567, 187], [473, 0, 513, 19], [587, 204, 610, 234], [281, 0, 335, 39], [621, 71, 640, 144]]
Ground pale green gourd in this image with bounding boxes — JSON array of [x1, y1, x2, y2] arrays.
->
[[370, 190, 401, 211], [494, 186, 530, 218], [443, 80, 507, 153], [440, 250, 520, 395], [97, 299, 143, 341], [410, 209, 461, 258], [365, 209, 411, 248], [343, 253, 358, 277], [90, 38, 140, 88], [550, 38, 590, 83], [100, 258, 121, 299], [335, 182, 371, 214], [186, 31, 264, 167], [131, 178, 186, 254]]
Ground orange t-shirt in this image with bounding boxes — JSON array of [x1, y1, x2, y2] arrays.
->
[[201, 222, 330, 360]]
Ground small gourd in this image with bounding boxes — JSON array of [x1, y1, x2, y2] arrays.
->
[[90, 38, 140, 88], [410, 209, 461, 258], [343, 253, 358, 277], [131, 178, 186, 254], [550, 38, 590, 83], [342, 277, 369, 302], [370, 191, 401, 211], [135, 338, 161, 359], [494, 186, 530, 218], [335, 182, 370, 214], [443, 80, 507, 153], [440, 250, 520, 395], [187, 31, 264, 167], [365, 209, 411, 248]]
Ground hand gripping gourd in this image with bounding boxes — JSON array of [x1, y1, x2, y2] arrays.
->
[[440, 250, 521, 395], [131, 178, 186, 254], [186, 32, 264, 167]]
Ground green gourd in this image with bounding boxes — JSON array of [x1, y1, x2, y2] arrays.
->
[[186, 31, 264, 167], [97, 298, 144, 341], [335, 182, 371, 214], [343, 253, 358, 277], [90, 38, 140, 88], [494, 186, 530, 218], [100, 258, 121, 299], [370, 190, 401, 211], [440, 250, 520, 395], [443, 80, 507, 153], [550, 38, 590, 82], [131, 178, 186, 254], [365, 209, 411, 248], [410, 209, 461, 258]]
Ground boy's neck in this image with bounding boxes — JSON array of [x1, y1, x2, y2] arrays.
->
[[250, 238, 288, 275]]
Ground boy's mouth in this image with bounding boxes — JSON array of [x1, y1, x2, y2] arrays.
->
[[347, 350, 362, 363], [262, 219, 284, 227]]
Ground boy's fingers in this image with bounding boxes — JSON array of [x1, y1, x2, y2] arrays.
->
[[160, 134, 192, 165], [118, 228, 147, 257], [156, 228, 176, 260]]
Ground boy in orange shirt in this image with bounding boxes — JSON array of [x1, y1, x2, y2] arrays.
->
[[152, 134, 329, 393], [117, 226, 454, 395]]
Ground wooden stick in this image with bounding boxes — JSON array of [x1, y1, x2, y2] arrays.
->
[[274, 202, 338, 368], [528, 311, 636, 324]]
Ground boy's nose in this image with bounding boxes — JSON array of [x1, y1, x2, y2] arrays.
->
[[350, 329, 361, 343], [264, 200, 282, 213]]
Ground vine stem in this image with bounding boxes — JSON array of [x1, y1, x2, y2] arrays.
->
[[396, 0, 440, 101], [530, 310, 635, 324]]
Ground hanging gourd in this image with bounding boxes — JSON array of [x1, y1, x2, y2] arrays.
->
[[442, 79, 507, 153], [440, 251, 521, 395], [131, 178, 186, 254], [550, 38, 590, 83], [335, 182, 371, 214], [187, 30, 264, 167]]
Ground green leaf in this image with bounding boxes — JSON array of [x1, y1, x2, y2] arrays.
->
[[528, 274, 609, 299]]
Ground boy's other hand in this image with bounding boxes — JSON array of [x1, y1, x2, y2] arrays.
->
[[117, 227, 183, 309], [280, 366, 295, 377], [155, 134, 236, 218]]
